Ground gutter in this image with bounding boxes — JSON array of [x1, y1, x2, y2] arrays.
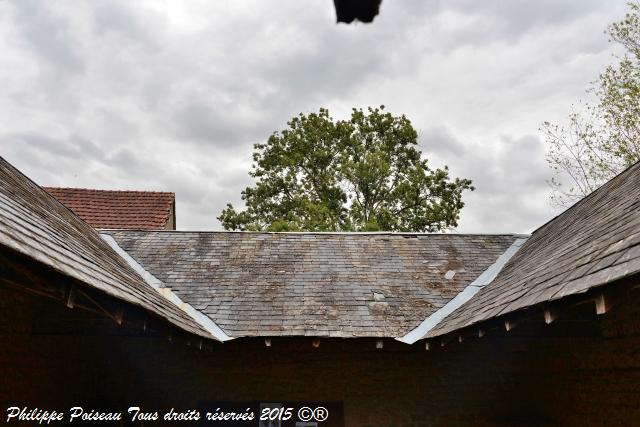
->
[[100, 233, 233, 342], [397, 237, 528, 344]]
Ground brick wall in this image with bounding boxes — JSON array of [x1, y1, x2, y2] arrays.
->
[[2, 284, 640, 426]]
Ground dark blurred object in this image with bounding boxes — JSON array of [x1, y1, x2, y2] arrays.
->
[[334, 0, 382, 23]]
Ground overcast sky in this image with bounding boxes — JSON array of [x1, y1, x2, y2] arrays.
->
[[0, 1, 628, 233]]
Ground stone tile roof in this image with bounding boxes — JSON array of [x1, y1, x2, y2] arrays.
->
[[43, 187, 174, 230], [428, 162, 640, 338], [105, 231, 519, 337], [0, 157, 213, 339]]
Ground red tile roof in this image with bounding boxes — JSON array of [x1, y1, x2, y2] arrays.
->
[[43, 187, 175, 230]]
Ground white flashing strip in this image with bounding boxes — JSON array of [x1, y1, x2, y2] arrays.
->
[[397, 237, 528, 344], [100, 234, 233, 342]]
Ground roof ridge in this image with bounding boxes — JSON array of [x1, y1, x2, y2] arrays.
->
[[43, 186, 175, 195], [104, 229, 529, 236]]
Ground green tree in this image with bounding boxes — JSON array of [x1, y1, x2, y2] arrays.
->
[[544, 2, 640, 207], [219, 106, 474, 232]]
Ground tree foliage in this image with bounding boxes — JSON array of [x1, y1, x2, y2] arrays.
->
[[219, 106, 474, 232], [544, 2, 640, 207]]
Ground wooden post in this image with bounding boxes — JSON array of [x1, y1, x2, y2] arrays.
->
[[425, 341, 430, 351]]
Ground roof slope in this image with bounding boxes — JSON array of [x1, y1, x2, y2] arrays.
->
[[0, 157, 214, 339], [43, 187, 174, 230], [429, 162, 640, 338], [105, 231, 519, 337]]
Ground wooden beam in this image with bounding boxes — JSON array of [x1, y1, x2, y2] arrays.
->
[[504, 319, 515, 332], [544, 307, 558, 324], [64, 284, 76, 309], [77, 288, 125, 326], [595, 293, 611, 315], [264, 338, 272, 347], [114, 305, 124, 326], [376, 339, 383, 349]]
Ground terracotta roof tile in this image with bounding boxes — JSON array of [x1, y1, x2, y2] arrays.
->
[[43, 187, 174, 230]]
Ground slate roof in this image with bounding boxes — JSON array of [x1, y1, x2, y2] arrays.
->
[[43, 187, 174, 230], [105, 231, 519, 337], [5, 154, 639, 343], [0, 157, 215, 339], [428, 162, 640, 338]]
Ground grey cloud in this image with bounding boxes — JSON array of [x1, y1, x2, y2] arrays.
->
[[107, 148, 144, 172], [2, 133, 104, 161], [11, 0, 85, 73], [90, 1, 162, 49], [0, 1, 626, 233], [421, 128, 553, 233], [171, 99, 265, 149], [400, 0, 615, 48], [420, 126, 467, 157]]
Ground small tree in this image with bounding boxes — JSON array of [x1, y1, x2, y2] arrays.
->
[[219, 106, 474, 232], [544, 2, 640, 207]]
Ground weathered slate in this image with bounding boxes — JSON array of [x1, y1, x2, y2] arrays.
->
[[106, 230, 519, 337], [429, 162, 640, 338], [0, 157, 213, 339]]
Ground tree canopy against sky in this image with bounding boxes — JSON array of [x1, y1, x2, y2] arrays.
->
[[544, 2, 640, 207], [218, 107, 473, 232]]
